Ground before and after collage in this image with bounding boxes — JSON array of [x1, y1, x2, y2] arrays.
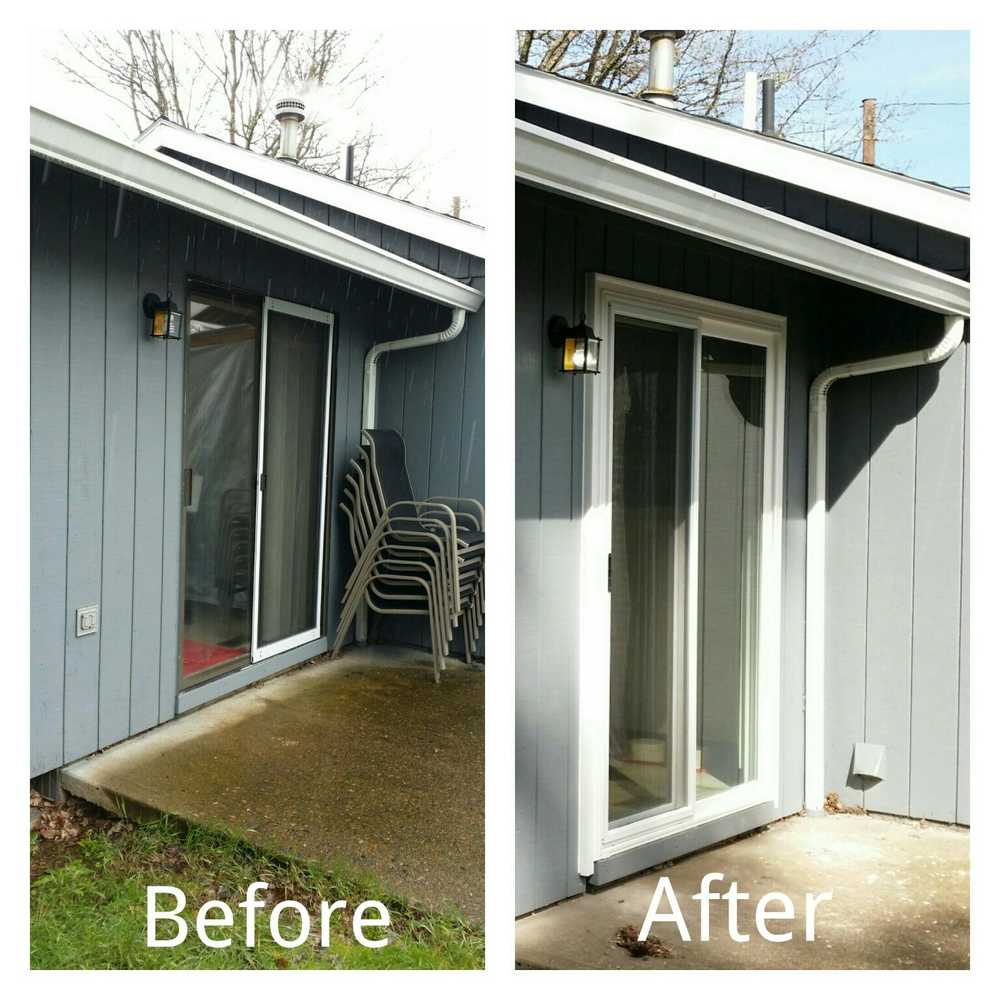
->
[[19, 18, 986, 981]]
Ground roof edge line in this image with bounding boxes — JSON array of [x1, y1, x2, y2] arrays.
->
[[516, 123, 969, 318], [31, 107, 483, 313], [515, 63, 969, 237], [136, 118, 487, 258]]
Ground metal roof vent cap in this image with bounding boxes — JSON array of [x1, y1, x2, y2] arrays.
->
[[640, 30, 685, 107], [274, 96, 306, 162]]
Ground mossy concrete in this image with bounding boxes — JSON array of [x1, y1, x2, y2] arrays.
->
[[61, 646, 484, 924], [516, 812, 969, 969]]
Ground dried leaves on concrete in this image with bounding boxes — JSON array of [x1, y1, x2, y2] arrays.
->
[[824, 791, 866, 815], [615, 924, 671, 959]]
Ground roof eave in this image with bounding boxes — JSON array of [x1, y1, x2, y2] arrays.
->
[[135, 118, 487, 259], [516, 122, 969, 318], [31, 108, 483, 314], [515, 64, 969, 239]]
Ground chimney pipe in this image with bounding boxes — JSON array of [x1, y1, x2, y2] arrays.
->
[[344, 144, 355, 183], [862, 97, 877, 165], [761, 78, 776, 136], [274, 96, 306, 163], [640, 30, 686, 107]]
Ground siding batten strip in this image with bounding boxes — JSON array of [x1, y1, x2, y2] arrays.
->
[[63, 172, 108, 763], [30, 162, 72, 775], [99, 185, 139, 748]]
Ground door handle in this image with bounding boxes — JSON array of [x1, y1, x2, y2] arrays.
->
[[184, 468, 193, 506]]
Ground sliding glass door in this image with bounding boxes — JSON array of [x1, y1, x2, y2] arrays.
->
[[608, 319, 694, 825], [580, 275, 784, 869], [696, 336, 766, 799], [251, 298, 335, 661], [181, 291, 335, 687], [181, 291, 260, 683]]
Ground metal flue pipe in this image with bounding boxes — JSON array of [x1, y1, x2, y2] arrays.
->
[[274, 97, 306, 162], [640, 30, 686, 107]]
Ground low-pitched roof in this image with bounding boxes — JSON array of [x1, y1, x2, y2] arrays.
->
[[136, 118, 486, 260], [30, 107, 483, 313], [516, 63, 968, 238], [516, 121, 968, 317]]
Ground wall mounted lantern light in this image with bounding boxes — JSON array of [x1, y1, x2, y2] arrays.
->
[[143, 292, 183, 341], [548, 315, 601, 374]]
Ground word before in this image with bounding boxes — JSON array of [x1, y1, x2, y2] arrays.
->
[[639, 873, 833, 943], [147, 882, 391, 949]]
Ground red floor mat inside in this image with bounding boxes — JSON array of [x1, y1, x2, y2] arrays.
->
[[182, 639, 245, 677]]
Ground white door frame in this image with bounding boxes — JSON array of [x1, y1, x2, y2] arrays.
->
[[577, 274, 786, 874], [251, 296, 335, 663]]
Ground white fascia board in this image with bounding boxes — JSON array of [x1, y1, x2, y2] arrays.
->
[[516, 123, 969, 318], [31, 108, 482, 313], [136, 119, 486, 259], [516, 65, 969, 238]]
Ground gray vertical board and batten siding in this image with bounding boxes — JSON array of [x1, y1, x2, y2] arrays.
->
[[30, 154, 482, 776], [513, 182, 969, 914], [823, 341, 970, 824], [30, 162, 182, 775], [165, 148, 487, 656]]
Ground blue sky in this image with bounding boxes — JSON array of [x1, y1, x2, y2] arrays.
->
[[764, 30, 969, 189]]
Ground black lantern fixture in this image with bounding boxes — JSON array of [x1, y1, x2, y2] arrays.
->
[[143, 292, 183, 341], [548, 315, 601, 374]]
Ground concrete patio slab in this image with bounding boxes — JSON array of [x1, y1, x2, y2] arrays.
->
[[61, 646, 484, 924], [516, 812, 968, 969]]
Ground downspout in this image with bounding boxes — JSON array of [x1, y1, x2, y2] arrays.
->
[[361, 307, 467, 429], [354, 305, 468, 643], [804, 313, 965, 812]]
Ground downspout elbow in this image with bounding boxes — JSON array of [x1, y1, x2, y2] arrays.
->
[[925, 314, 965, 363], [361, 306, 468, 430], [808, 314, 964, 412]]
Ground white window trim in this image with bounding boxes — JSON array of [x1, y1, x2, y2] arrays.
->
[[577, 275, 786, 874], [251, 297, 335, 663]]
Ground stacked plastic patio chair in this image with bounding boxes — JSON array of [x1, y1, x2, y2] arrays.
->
[[332, 429, 485, 682]]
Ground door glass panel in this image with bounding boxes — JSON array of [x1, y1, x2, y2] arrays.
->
[[696, 337, 766, 798], [182, 292, 259, 681], [256, 309, 331, 649], [608, 319, 694, 825]]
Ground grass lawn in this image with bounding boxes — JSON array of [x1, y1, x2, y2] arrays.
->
[[30, 797, 483, 970]]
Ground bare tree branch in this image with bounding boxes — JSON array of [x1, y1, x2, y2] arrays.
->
[[515, 29, 912, 160], [53, 30, 413, 194]]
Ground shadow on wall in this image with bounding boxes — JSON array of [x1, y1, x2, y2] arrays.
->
[[822, 309, 963, 511]]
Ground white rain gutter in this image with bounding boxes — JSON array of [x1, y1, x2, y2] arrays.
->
[[30, 107, 483, 314], [136, 118, 487, 259], [517, 123, 970, 317], [361, 308, 467, 429], [516, 65, 970, 237], [803, 313, 966, 812]]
